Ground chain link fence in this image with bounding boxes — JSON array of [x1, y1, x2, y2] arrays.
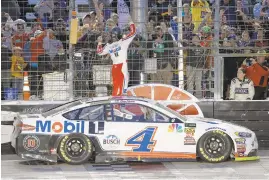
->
[[1, 0, 269, 101]]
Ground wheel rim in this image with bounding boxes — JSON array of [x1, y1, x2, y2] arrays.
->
[[65, 138, 86, 158], [204, 135, 226, 157]]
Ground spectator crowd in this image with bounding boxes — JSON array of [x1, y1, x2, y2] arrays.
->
[[1, 0, 269, 100]]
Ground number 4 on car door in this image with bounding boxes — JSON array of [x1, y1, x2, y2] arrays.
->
[[125, 127, 158, 152]]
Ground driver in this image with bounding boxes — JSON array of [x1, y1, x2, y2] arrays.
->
[[97, 16, 136, 96]]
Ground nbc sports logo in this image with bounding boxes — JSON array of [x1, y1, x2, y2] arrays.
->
[[168, 123, 183, 133]]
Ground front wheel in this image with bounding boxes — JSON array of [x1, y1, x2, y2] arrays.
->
[[197, 130, 232, 163], [58, 134, 93, 165]]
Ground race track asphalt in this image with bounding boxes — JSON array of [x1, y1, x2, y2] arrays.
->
[[2, 151, 269, 180]]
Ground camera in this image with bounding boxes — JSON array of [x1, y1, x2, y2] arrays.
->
[[246, 59, 252, 66]]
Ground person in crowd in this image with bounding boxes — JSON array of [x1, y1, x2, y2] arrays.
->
[[253, 0, 269, 19], [2, 13, 14, 50], [254, 28, 269, 50], [220, 0, 237, 26], [200, 26, 214, 98], [220, 25, 238, 50], [148, 0, 173, 21], [229, 68, 255, 100], [237, 30, 252, 53], [54, 18, 68, 49], [29, 29, 51, 97], [10, 46, 28, 97], [105, 18, 120, 33], [43, 29, 64, 61], [182, 4, 195, 45], [12, 19, 29, 50], [33, 0, 54, 28], [1, 46, 13, 98], [241, 50, 269, 99], [186, 34, 205, 98], [191, 0, 211, 32], [53, 0, 68, 23], [111, 13, 119, 26], [97, 16, 136, 96], [148, 25, 175, 85]]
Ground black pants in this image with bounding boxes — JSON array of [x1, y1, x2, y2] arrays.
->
[[253, 86, 266, 100]]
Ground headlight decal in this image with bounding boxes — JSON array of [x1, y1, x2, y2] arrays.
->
[[234, 132, 252, 138]]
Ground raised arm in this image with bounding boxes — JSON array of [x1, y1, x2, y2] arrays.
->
[[122, 22, 136, 41], [92, 0, 104, 24]]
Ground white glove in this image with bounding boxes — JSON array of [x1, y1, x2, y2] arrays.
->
[[128, 15, 134, 25]]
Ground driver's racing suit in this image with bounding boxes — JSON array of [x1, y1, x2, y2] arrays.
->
[[229, 77, 255, 100], [97, 23, 136, 96]]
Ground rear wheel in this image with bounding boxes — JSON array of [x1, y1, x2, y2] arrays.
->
[[197, 130, 232, 163], [58, 134, 93, 165]]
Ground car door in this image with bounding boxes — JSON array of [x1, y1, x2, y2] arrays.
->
[[102, 102, 192, 157]]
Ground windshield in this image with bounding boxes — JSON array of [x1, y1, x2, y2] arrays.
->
[[155, 102, 187, 122], [42, 100, 82, 117]]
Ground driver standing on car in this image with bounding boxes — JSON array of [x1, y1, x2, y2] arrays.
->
[[96, 16, 136, 96]]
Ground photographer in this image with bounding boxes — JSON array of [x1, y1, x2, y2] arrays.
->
[[241, 50, 269, 100]]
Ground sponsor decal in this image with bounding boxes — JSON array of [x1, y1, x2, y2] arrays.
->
[[235, 88, 249, 94], [235, 138, 246, 144], [23, 135, 40, 151], [184, 128, 196, 145], [235, 132, 252, 138], [168, 123, 183, 133], [199, 148, 225, 162], [23, 107, 43, 114], [237, 144, 246, 154], [205, 127, 226, 132], [21, 124, 36, 131], [36, 120, 84, 133], [103, 135, 120, 148], [185, 123, 196, 128], [185, 128, 195, 136]]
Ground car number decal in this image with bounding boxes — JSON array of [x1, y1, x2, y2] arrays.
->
[[125, 127, 157, 152]]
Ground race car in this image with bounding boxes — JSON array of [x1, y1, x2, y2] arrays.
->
[[11, 96, 259, 164]]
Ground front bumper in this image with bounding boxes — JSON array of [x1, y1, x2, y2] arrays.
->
[[235, 149, 260, 161]]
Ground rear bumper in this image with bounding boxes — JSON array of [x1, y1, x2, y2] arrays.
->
[[14, 134, 58, 162]]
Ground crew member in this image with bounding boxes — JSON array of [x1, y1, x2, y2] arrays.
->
[[230, 68, 255, 100], [97, 16, 136, 96], [241, 50, 269, 100]]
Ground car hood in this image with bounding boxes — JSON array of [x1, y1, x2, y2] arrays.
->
[[186, 116, 251, 132]]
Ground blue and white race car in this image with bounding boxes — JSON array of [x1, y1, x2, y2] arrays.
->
[[11, 96, 259, 164]]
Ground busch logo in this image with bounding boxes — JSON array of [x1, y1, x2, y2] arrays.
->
[[103, 135, 120, 145]]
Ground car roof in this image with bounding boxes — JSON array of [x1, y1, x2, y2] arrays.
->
[[79, 96, 155, 104]]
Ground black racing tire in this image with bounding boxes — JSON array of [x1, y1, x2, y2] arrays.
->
[[197, 130, 232, 163], [58, 134, 93, 165]]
